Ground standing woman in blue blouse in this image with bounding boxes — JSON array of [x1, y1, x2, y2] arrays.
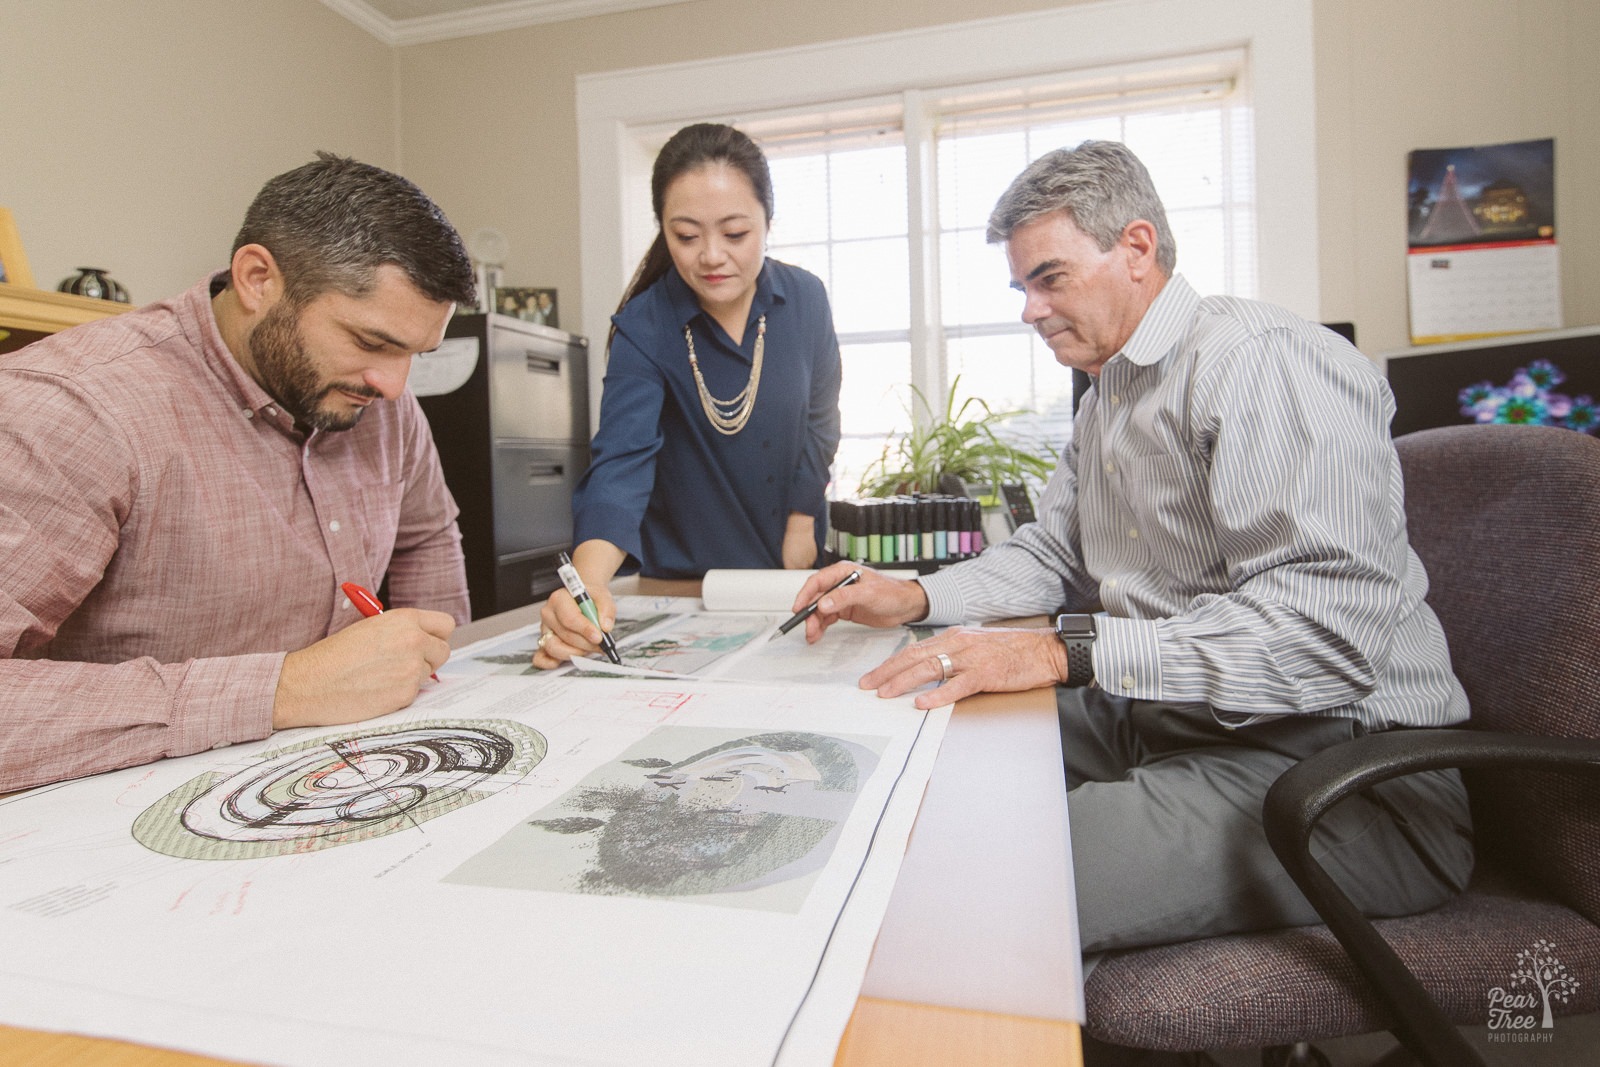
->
[[535, 123, 842, 667]]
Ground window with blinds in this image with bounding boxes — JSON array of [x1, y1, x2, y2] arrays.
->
[[755, 109, 912, 499], [685, 50, 1255, 495]]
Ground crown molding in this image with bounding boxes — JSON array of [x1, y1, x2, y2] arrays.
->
[[320, 0, 689, 46]]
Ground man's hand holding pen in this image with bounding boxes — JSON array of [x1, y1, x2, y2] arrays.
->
[[274, 608, 455, 729], [788, 561, 931, 640], [789, 560, 1071, 710]]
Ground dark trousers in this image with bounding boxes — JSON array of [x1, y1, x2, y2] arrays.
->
[[1060, 689, 1474, 954]]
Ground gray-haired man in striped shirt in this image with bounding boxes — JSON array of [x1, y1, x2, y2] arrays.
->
[[791, 141, 1471, 963]]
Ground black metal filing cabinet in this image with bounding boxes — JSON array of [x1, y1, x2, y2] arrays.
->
[[416, 312, 590, 619]]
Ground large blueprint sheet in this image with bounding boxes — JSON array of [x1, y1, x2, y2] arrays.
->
[[0, 670, 947, 1066]]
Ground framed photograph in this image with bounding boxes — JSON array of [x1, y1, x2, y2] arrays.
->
[[0, 206, 36, 288], [494, 286, 558, 328]]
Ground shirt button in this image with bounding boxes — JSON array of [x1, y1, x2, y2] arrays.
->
[[1127, 528, 1139, 539], [1109, 395, 1121, 405], [1106, 578, 1118, 588], [1121, 674, 1136, 690], [1104, 462, 1115, 474], [243, 408, 255, 419], [329, 520, 342, 533], [267, 407, 278, 417]]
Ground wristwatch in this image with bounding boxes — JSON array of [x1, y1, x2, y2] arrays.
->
[[1054, 613, 1097, 688]]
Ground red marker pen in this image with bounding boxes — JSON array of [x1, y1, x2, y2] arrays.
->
[[340, 581, 439, 682]]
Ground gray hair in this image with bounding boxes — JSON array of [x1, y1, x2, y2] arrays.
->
[[986, 140, 1177, 275]]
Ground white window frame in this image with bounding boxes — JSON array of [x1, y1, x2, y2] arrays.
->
[[576, 0, 1317, 429]]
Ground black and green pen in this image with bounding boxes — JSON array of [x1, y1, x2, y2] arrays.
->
[[557, 552, 621, 665]]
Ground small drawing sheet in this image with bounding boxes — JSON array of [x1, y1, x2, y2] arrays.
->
[[443, 608, 918, 688], [0, 674, 949, 1067]]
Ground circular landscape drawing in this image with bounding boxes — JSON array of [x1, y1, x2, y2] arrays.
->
[[132, 719, 545, 860]]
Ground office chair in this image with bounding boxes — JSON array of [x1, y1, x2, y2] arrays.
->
[[1083, 423, 1600, 1065]]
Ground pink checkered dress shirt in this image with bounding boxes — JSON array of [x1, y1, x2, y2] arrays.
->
[[0, 276, 468, 792]]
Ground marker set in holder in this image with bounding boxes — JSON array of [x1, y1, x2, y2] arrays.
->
[[827, 495, 986, 566]]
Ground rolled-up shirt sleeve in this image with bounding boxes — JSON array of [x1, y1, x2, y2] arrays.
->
[[570, 328, 668, 568]]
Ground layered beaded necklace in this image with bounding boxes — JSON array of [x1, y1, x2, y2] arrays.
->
[[684, 315, 765, 436]]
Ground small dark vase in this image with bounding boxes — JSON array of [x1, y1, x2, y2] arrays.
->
[[58, 267, 130, 303]]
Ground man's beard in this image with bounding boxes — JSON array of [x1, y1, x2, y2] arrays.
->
[[248, 299, 380, 433]]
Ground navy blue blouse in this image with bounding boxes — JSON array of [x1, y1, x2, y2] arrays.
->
[[571, 260, 842, 578]]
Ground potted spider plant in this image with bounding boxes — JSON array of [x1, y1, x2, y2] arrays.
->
[[856, 378, 1056, 501]]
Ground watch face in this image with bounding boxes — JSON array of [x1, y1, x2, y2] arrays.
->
[[1055, 614, 1096, 638]]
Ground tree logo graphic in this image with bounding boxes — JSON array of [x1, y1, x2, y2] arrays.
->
[[1487, 939, 1581, 1041]]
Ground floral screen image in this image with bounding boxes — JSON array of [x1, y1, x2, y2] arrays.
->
[[1385, 331, 1600, 439], [1459, 359, 1598, 435]]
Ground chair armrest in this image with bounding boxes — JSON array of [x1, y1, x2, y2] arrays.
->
[[1264, 728, 1600, 1067]]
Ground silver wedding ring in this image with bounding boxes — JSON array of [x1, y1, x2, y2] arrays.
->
[[537, 631, 554, 651], [935, 652, 954, 682]]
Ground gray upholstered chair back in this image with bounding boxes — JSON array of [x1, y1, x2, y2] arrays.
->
[[1396, 424, 1600, 921]]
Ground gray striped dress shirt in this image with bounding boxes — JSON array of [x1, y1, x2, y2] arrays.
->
[[919, 274, 1468, 730]]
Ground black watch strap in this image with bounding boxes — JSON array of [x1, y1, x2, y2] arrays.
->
[[1054, 613, 1097, 688]]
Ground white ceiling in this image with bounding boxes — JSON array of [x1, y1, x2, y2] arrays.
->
[[319, 0, 691, 45]]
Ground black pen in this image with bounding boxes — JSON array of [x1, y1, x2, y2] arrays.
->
[[557, 552, 621, 665], [772, 569, 862, 640]]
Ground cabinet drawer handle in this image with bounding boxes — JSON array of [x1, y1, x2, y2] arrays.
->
[[526, 463, 565, 483], [525, 352, 561, 374]]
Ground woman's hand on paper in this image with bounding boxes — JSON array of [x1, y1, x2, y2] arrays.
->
[[535, 585, 618, 668], [860, 627, 1071, 711], [535, 540, 622, 669], [791, 561, 929, 641]]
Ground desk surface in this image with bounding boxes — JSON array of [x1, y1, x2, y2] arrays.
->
[[1, 578, 1081, 1067], [1, 1001, 1078, 1067]]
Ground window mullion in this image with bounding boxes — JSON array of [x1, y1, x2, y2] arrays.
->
[[903, 88, 944, 430], [1220, 99, 1234, 295]]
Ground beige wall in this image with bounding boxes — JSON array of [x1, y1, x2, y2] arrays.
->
[[0, 0, 394, 302], [396, 0, 1072, 328], [1315, 0, 1599, 353], [398, 0, 1597, 357], [4, 0, 1596, 357]]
